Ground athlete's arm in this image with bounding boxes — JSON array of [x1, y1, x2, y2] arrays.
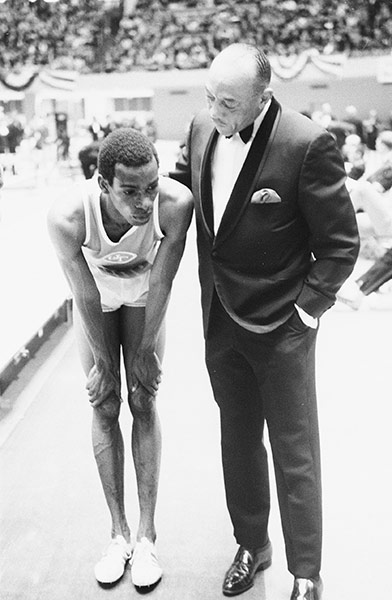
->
[[47, 196, 120, 406], [132, 177, 194, 394]]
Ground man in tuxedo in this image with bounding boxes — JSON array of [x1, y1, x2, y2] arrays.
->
[[169, 44, 359, 600]]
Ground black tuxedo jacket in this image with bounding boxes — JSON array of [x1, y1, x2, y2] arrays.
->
[[170, 98, 359, 335]]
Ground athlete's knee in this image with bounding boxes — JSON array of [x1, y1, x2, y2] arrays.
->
[[94, 393, 121, 421], [128, 385, 156, 416]]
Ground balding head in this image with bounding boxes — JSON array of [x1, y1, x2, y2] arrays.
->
[[210, 44, 272, 92], [205, 44, 273, 137]]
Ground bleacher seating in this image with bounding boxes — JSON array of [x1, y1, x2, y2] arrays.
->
[[0, 0, 391, 74]]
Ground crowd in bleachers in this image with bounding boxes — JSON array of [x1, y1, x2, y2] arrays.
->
[[112, 0, 392, 73], [0, 0, 391, 74], [0, 0, 104, 72]]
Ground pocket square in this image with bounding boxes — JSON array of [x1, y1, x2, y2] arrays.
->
[[250, 188, 282, 204]]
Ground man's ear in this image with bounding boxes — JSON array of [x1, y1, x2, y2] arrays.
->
[[261, 87, 273, 103], [98, 174, 109, 193]]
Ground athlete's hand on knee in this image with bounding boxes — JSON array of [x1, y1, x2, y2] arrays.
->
[[132, 349, 162, 396], [86, 364, 121, 406]]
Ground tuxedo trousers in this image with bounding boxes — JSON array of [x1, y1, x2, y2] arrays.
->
[[205, 293, 322, 578]]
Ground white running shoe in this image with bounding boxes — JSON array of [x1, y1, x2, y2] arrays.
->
[[130, 537, 163, 588], [94, 535, 132, 584]]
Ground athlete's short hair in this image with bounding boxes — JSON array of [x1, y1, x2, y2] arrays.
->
[[98, 127, 159, 185]]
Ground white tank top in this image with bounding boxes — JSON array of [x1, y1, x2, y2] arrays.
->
[[81, 178, 163, 281]]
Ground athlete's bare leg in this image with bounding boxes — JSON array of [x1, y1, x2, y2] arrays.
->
[[121, 306, 165, 543], [73, 307, 131, 543]]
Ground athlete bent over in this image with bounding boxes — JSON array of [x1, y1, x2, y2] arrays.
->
[[48, 128, 193, 590]]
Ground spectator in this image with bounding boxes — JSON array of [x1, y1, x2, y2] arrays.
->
[[88, 116, 103, 142], [344, 105, 364, 141], [342, 134, 366, 180], [0, 108, 9, 154], [363, 109, 382, 151], [78, 141, 100, 179], [338, 246, 392, 310], [347, 130, 392, 256], [6, 113, 24, 154]]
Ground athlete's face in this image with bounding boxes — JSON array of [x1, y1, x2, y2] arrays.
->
[[100, 159, 159, 226]]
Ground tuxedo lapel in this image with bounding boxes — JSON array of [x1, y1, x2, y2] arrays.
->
[[199, 128, 218, 239], [215, 98, 281, 246]]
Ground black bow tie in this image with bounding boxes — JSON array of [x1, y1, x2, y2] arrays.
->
[[226, 123, 254, 143]]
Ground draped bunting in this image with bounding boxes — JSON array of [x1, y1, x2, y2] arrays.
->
[[0, 68, 78, 91], [269, 49, 347, 80], [0, 51, 346, 92], [0, 69, 38, 91], [38, 70, 78, 91]]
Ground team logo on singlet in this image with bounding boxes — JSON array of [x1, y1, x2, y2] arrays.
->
[[99, 251, 152, 277], [104, 251, 137, 264]]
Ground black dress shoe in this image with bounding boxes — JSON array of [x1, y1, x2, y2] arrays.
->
[[222, 544, 272, 596], [290, 577, 323, 600]]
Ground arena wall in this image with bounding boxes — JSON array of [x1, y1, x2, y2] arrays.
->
[[77, 54, 392, 139], [2, 54, 391, 140]]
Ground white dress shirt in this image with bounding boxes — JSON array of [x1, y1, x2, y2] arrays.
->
[[211, 101, 271, 233]]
